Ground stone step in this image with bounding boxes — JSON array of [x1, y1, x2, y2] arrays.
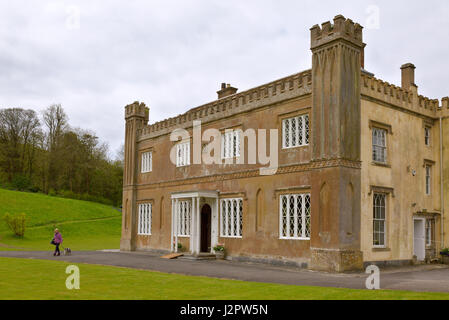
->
[[178, 253, 216, 261]]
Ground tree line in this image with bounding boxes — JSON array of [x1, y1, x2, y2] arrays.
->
[[0, 104, 123, 207]]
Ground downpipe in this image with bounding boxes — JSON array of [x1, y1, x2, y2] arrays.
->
[[440, 116, 445, 248]]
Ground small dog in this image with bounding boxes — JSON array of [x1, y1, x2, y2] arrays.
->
[[63, 247, 72, 256]]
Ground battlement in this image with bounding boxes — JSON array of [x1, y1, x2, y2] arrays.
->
[[442, 97, 449, 109], [138, 70, 312, 140], [361, 73, 449, 118], [310, 15, 364, 50], [125, 101, 149, 121], [138, 69, 447, 141]]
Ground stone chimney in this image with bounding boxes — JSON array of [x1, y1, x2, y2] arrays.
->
[[217, 83, 238, 99], [401, 63, 416, 90]]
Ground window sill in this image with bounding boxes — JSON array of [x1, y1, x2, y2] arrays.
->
[[371, 162, 391, 168], [220, 236, 243, 239], [279, 237, 311, 241], [372, 247, 390, 252], [282, 145, 309, 151]]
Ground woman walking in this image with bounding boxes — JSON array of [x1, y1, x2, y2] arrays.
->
[[52, 228, 63, 256]]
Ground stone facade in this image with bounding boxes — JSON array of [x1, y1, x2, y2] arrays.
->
[[121, 15, 449, 272]]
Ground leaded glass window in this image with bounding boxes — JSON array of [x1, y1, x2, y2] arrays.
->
[[279, 194, 311, 240], [282, 115, 309, 149], [220, 198, 243, 238]]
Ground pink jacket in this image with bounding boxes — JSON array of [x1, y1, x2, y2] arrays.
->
[[54, 232, 63, 244]]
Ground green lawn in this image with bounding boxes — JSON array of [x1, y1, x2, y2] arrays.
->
[[0, 189, 121, 251], [0, 257, 448, 300]]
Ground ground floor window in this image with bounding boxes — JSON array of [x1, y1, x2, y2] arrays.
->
[[220, 198, 243, 238], [425, 218, 434, 246], [138, 203, 152, 235], [279, 194, 311, 240], [373, 193, 386, 247], [177, 200, 192, 237]]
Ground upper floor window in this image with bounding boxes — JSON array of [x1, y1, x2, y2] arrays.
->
[[372, 128, 387, 164], [425, 165, 432, 195], [221, 131, 240, 159], [141, 151, 152, 173], [220, 198, 243, 238], [280, 193, 311, 240], [138, 203, 152, 235], [176, 142, 190, 167], [424, 127, 431, 146], [373, 193, 386, 247], [282, 114, 309, 149]]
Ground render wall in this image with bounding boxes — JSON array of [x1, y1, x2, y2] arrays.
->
[[360, 98, 442, 262], [133, 95, 313, 263]]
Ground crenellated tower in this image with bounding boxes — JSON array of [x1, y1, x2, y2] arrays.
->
[[121, 101, 149, 251], [309, 15, 364, 271]]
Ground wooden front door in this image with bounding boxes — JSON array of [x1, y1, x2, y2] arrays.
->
[[200, 204, 212, 253]]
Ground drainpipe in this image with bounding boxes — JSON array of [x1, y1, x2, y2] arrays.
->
[[440, 116, 445, 248]]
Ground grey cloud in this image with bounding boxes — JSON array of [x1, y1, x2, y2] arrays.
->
[[0, 0, 448, 155]]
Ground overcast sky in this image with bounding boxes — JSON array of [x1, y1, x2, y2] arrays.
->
[[0, 0, 448, 157]]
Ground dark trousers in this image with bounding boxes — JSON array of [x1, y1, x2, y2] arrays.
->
[[54, 243, 60, 255]]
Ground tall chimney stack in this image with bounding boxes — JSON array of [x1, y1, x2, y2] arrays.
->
[[401, 63, 416, 90], [217, 83, 238, 99]]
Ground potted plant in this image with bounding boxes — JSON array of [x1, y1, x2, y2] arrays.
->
[[440, 248, 449, 264], [213, 244, 225, 260]]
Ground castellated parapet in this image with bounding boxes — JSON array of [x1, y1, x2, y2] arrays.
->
[[362, 73, 449, 118], [125, 101, 149, 122], [139, 70, 312, 140], [442, 97, 449, 109], [310, 14, 364, 50]]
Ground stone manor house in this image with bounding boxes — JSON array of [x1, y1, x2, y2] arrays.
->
[[121, 15, 449, 272]]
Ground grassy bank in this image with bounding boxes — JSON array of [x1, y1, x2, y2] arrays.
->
[[0, 189, 121, 251]]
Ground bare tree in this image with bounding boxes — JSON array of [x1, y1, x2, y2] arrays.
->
[[42, 104, 67, 151], [115, 144, 125, 168], [42, 104, 68, 192]]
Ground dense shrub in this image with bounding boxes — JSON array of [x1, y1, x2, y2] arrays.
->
[[3, 213, 27, 237], [48, 188, 57, 197], [11, 175, 32, 191]]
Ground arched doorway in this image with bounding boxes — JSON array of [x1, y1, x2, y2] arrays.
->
[[200, 204, 212, 253]]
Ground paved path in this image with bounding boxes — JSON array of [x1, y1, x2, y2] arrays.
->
[[0, 250, 448, 293]]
